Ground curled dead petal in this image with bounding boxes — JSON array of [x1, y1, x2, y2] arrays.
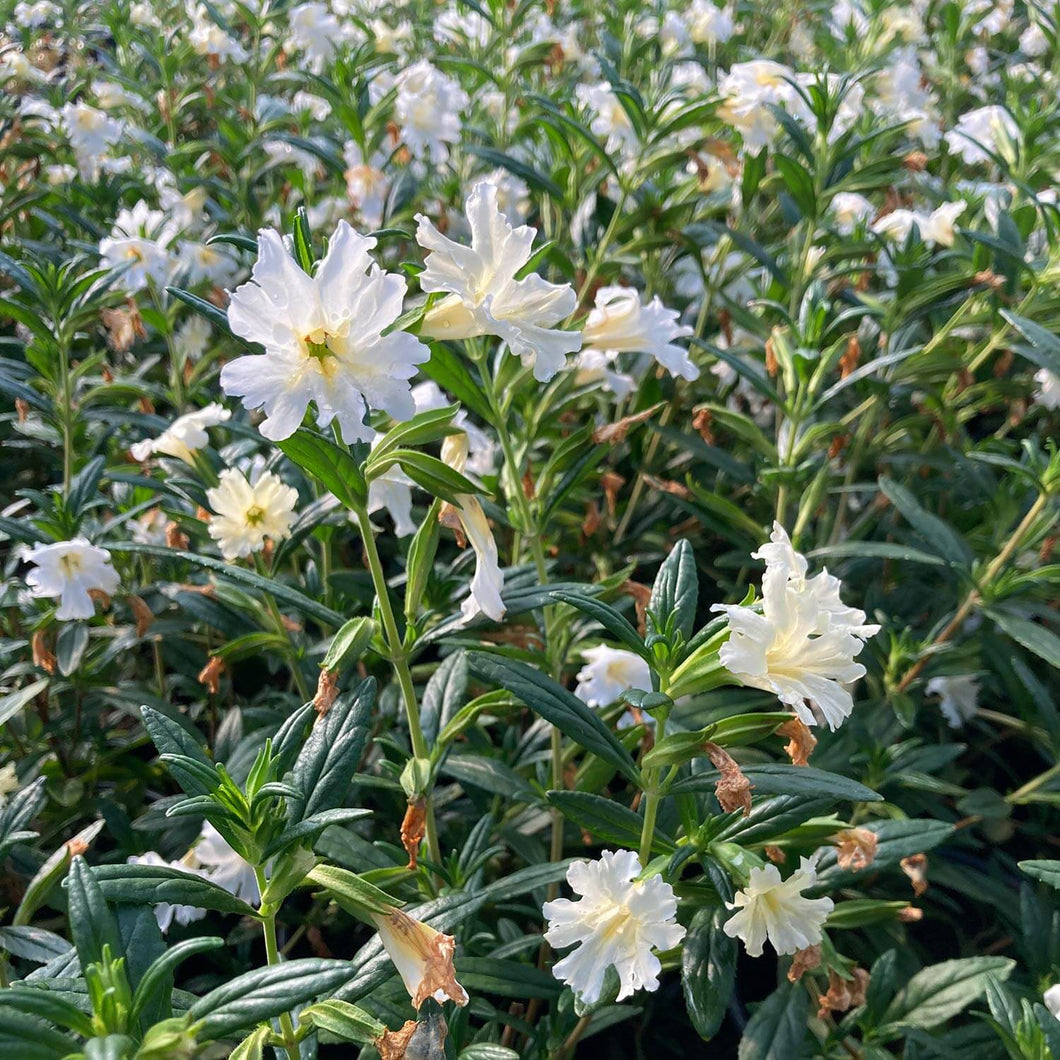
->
[[642, 474, 691, 499], [165, 521, 190, 550], [778, 717, 817, 767], [129, 594, 155, 638], [591, 401, 665, 445], [764, 845, 786, 864], [600, 471, 626, 517], [898, 905, 923, 923], [313, 669, 339, 716], [817, 967, 870, 1020], [371, 909, 469, 1009], [692, 407, 714, 444], [839, 335, 860, 378], [620, 579, 651, 635], [400, 796, 427, 871], [197, 655, 225, 695], [787, 943, 822, 983], [88, 589, 112, 609], [32, 629, 57, 674], [834, 828, 878, 872], [16, 398, 29, 422], [376, 1014, 448, 1060], [900, 854, 929, 896], [705, 742, 753, 817]]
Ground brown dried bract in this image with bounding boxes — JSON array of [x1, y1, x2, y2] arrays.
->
[[903, 151, 928, 171], [128, 594, 155, 638], [620, 580, 651, 635], [643, 474, 691, 499], [778, 717, 816, 766], [581, 501, 601, 539], [898, 905, 923, 923], [88, 589, 111, 609], [165, 521, 189, 550], [15, 398, 29, 422], [101, 304, 146, 352], [692, 407, 715, 445], [377, 1015, 448, 1060], [787, 944, 821, 983], [66, 836, 90, 858], [592, 401, 665, 445], [839, 335, 861, 378], [900, 853, 929, 896], [817, 968, 870, 1019], [705, 742, 753, 816], [438, 502, 466, 548], [197, 655, 225, 695], [400, 796, 427, 871], [600, 471, 625, 517], [765, 335, 778, 377], [313, 669, 339, 716], [764, 844, 786, 864], [32, 629, 56, 674], [834, 827, 878, 872]]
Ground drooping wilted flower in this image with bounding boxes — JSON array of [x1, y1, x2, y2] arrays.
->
[[206, 468, 299, 561], [712, 523, 880, 729], [369, 908, 470, 1008], [222, 222, 429, 443], [130, 403, 231, 463], [723, 857, 833, 957], [24, 539, 121, 621], [1044, 983, 1060, 1018], [581, 286, 697, 381], [439, 434, 505, 622], [543, 850, 685, 1003], [925, 674, 980, 728], [417, 182, 581, 382], [575, 645, 652, 707], [127, 852, 208, 932]]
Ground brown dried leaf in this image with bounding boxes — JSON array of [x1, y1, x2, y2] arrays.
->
[[778, 717, 816, 766], [592, 401, 665, 445], [787, 944, 821, 982], [400, 796, 427, 871], [900, 853, 929, 896], [313, 669, 339, 716], [834, 827, 878, 872], [197, 655, 224, 695], [705, 741, 753, 816]]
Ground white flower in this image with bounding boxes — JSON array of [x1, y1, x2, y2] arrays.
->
[[130, 403, 231, 463], [14, 0, 60, 27], [829, 192, 874, 234], [343, 142, 389, 230], [872, 202, 966, 248], [0, 49, 45, 84], [287, 2, 341, 68], [369, 909, 469, 1009], [366, 434, 418, 537], [575, 646, 651, 707], [582, 286, 697, 381], [61, 102, 123, 181], [0, 763, 19, 800], [543, 850, 685, 1004], [174, 316, 212, 362], [712, 523, 880, 729], [393, 60, 468, 163], [178, 241, 238, 286], [687, 0, 734, 43], [410, 381, 494, 475], [925, 674, 980, 728], [477, 168, 530, 224], [1034, 368, 1060, 410], [417, 182, 581, 382], [24, 539, 121, 621], [188, 5, 248, 61], [222, 222, 429, 444], [93, 79, 147, 112], [440, 434, 505, 623], [127, 852, 208, 933], [99, 201, 176, 293], [575, 82, 638, 154], [574, 348, 636, 399], [1020, 22, 1049, 57], [1044, 983, 1060, 1019], [723, 857, 833, 957], [717, 61, 811, 150], [192, 822, 259, 904], [944, 106, 1018, 165], [206, 468, 298, 561]]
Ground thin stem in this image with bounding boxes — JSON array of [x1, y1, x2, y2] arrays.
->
[[253, 555, 310, 701], [638, 711, 667, 866], [255, 868, 300, 1060], [353, 504, 442, 869]]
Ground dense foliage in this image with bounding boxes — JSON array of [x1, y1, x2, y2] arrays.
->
[[1, 0, 1059, 1057]]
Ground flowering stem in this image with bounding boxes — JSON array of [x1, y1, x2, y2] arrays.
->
[[638, 710, 667, 866], [352, 504, 442, 871], [254, 869, 300, 1060]]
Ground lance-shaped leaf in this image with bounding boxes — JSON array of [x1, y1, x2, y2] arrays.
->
[[649, 539, 698, 642], [91, 864, 261, 919], [276, 428, 367, 509], [682, 906, 736, 1041]]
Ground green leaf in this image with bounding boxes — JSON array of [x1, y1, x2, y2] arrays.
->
[[878, 957, 1015, 1034], [289, 678, 375, 822], [421, 344, 494, 424], [367, 404, 462, 465], [300, 998, 386, 1044], [65, 855, 122, 970], [466, 144, 564, 199], [166, 286, 242, 342], [549, 589, 648, 660], [1001, 310, 1060, 375], [737, 980, 808, 1059], [443, 754, 536, 799], [129, 937, 225, 1026], [988, 611, 1060, 668], [807, 541, 947, 567], [189, 959, 359, 1039], [1018, 859, 1060, 889], [672, 763, 881, 803], [682, 906, 736, 1041], [91, 864, 261, 918], [812, 818, 954, 890], [454, 957, 563, 999], [547, 791, 673, 852], [306, 863, 400, 917], [649, 539, 698, 641], [467, 652, 639, 782], [276, 428, 367, 509], [0, 1010, 81, 1058], [878, 477, 972, 568], [0, 985, 96, 1037], [0, 679, 49, 728], [389, 448, 482, 504], [421, 650, 469, 746]]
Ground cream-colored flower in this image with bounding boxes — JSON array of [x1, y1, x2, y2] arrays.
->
[[206, 468, 298, 561], [575, 645, 652, 707], [370, 909, 469, 1008], [723, 857, 833, 957], [24, 539, 121, 621], [543, 850, 685, 1003], [417, 182, 581, 382], [130, 403, 230, 463], [925, 674, 979, 728]]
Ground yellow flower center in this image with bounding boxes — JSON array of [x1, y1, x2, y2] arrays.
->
[[244, 504, 266, 527], [59, 553, 84, 576]]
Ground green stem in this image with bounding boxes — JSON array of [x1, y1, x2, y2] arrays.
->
[[353, 504, 442, 870], [255, 869, 300, 1060], [638, 710, 667, 866], [253, 555, 310, 701]]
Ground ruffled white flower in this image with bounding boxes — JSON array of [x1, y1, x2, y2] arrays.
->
[[717, 61, 812, 150], [127, 852, 208, 933], [174, 316, 212, 362], [712, 523, 880, 729], [417, 182, 581, 382], [370, 909, 469, 1008], [393, 60, 468, 163], [343, 142, 389, 229], [723, 857, 833, 957], [440, 434, 505, 623], [1044, 983, 1060, 1019], [177, 241, 238, 286], [1019, 22, 1049, 57], [574, 348, 636, 399], [687, 0, 734, 44], [206, 468, 298, 561], [582, 286, 697, 381], [99, 201, 177, 293], [61, 102, 123, 181], [366, 433, 418, 537], [222, 222, 429, 443], [543, 850, 685, 1004], [130, 403, 231, 463], [829, 192, 874, 234], [192, 822, 259, 904], [1034, 368, 1060, 410], [575, 646, 652, 707], [925, 674, 980, 728], [872, 201, 966, 248], [24, 539, 121, 621], [0, 49, 45, 83], [476, 167, 530, 224], [575, 82, 638, 154], [944, 105, 1018, 165], [188, 5, 248, 61], [286, 2, 342, 69], [14, 0, 60, 27]]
